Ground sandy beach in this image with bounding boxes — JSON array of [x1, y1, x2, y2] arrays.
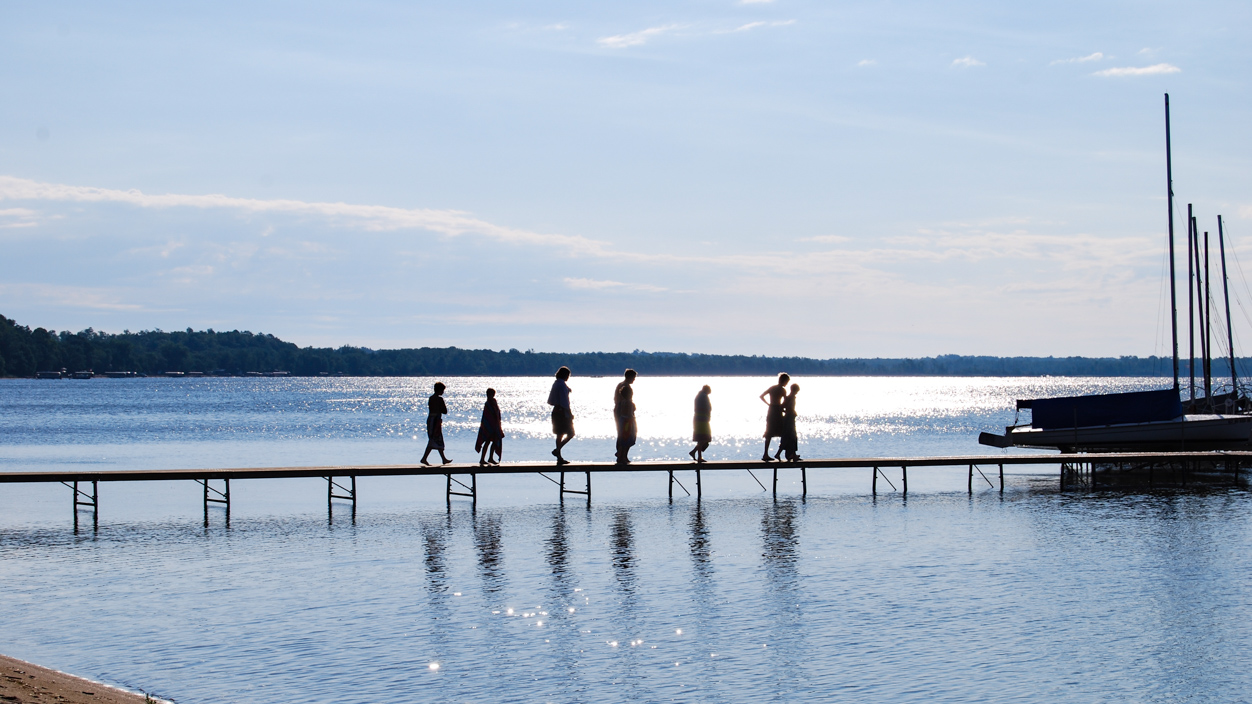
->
[[0, 654, 160, 704]]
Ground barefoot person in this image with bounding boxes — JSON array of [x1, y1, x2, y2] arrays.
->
[[614, 369, 638, 465], [689, 384, 712, 463], [475, 388, 504, 466], [548, 366, 575, 465], [775, 383, 802, 462], [758, 373, 790, 461], [420, 382, 453, 466]]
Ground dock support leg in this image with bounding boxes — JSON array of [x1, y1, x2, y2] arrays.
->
[[968, 464, 973, 495], [668, 470, 673, 500], [772, 467, 778, 497], [999, 464, 1004, 493], [199, 478, 230, 524], [68, 480, 97, 531], [872, 466, 878, 496], [801, 466, 807, 499], [902, 466, 908, 496], [557, 471, 591, 507], [328, 476, 358, 520], [696, 469, 702, 501], [446, 473, 477, 508]]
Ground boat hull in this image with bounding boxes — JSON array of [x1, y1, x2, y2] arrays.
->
[[979, 414, 1252, 452]]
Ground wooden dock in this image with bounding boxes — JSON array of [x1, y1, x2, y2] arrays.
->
[[2, 451, 1248, 528]]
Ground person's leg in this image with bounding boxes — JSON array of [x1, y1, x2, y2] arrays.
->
[[762, 437, 774, 461], [421, 445, 433, 465], [480, 444, 489, 465]]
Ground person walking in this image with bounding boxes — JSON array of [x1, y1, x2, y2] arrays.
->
[[420, 382, 453, 466], [758, 373, 790, 461], [475, 388, 504, 466], [689, 384, 713, 463], [548, 366, 575, 465], [614, 369, 638, 464], [774, 383, 801, 462]]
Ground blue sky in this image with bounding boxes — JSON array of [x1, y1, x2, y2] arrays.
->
[[2, 1, 1250, 357]]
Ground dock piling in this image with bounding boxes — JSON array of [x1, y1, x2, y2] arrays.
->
[[199, 478, 230, 523], [65, 480, 97, 530], [445, 473, 477, 508], [327, 475, 358, 518]]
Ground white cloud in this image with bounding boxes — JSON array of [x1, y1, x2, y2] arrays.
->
[[856, 59, 877, 67], [1050, 52, 1103, 65], [799, 235, 852, 244], [0, 207, 41, 228], [597, 24, 681, 49], [0, 283, 153, 312], [951, 56, 985, 68], [1092, 63, 1180, 77], [715, 19, 795, 33], [564, 277, 666, 292], [0, 175, 612, 256], [544, 23, 570, 31]]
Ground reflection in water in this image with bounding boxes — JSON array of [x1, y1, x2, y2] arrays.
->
[[610, 510, 634, 593], [544, 506, 582, 701], [421, 518, 448, 594], [761, 500, 805, 696], [473, 512, 504, 593], [607, 509, 643, 694]]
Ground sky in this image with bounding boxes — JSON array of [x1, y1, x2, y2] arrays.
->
[[2, 1, 1251, 358]]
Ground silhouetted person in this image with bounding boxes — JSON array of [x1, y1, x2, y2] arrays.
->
[[614, 369, 637, 464], [759, 373, 790, 461], [420, 382, 452, 466], [689, 384, 712, 463], [475, 388, 504, 466], [774, 383, 801, 462], [548, 366, 574, 465]]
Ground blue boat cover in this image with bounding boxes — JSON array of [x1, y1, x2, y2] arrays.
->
[[1017, 389, 1182, 429]]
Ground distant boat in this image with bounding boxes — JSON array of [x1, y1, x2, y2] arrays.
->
[[70, 370, 93, 379], [35, 371, 63, 380], [979, 95, 1252, 453]]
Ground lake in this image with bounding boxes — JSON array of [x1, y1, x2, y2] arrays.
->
[[1, 376, 1248, 703]]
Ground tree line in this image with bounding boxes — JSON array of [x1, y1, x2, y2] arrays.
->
[[0, 313, 1207, 378]]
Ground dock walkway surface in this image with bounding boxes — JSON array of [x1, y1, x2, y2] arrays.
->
[[3, 452, 1250, 527]]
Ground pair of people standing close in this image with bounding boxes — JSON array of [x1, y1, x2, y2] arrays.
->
[[760, 373, 801, 462], [421, 383, 505, 466], [548, 366, 639, 466]]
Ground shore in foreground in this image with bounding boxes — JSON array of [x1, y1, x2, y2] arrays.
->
[[0, 654, 160, 704]]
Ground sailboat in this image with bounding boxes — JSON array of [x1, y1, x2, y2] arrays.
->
[[979, 95, 1252, 453]]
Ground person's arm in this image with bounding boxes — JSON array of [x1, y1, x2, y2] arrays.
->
[[759, 388, 769, 405]]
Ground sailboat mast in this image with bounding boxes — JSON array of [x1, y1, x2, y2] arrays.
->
[[1166, 94, 1180, 392], [1193, 217, 1206, 401], [1220, 215, 1237, 400], [1204, 230, 1213, 400], [1188, 205, 1196, 402]]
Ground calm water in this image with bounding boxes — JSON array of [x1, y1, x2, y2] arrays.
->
[[1, 377, 1249, 703]]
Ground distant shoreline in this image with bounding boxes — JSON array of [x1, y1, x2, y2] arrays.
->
[[0, 313, 1224, 379]]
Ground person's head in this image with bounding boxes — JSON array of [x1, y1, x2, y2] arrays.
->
[[556, 366, 571, 381], [702, 384, 712, 394], [486, 388, 496, 398], [624, 369, 637, 383], [791, 383, 800, 393], [778, 373, 790, 385], [433, 382, 446, 395]]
